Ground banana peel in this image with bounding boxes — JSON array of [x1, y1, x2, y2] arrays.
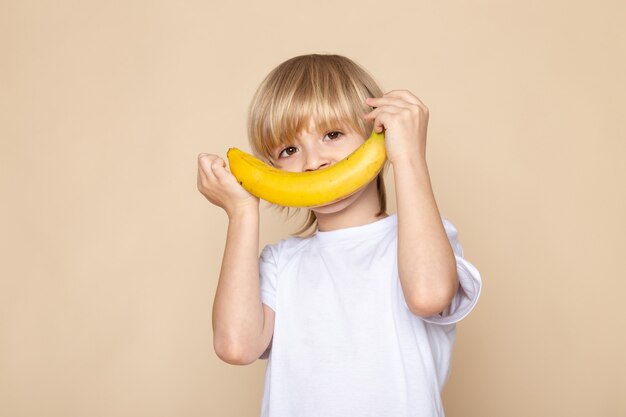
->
[[226, 130, 386, 208]]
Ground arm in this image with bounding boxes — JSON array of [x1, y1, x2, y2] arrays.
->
[[212, 207, 275, 365], [365, 92, 459, 317], [197, 153, 274, 365], [393, 158, 458, 317]]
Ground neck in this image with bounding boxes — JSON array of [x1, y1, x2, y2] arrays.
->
[[314, 180, 388, 232]]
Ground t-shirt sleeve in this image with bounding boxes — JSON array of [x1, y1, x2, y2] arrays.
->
[[258, 244, 278, 360], [421, 217, 482, 325], [259, 244, 278, 312]]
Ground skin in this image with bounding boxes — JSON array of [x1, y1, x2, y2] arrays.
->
[[270, 122, 387, 231], [197, 89, 459, 365]]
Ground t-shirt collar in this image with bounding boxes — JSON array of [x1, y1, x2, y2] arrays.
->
[[312, 213, 397, 244]]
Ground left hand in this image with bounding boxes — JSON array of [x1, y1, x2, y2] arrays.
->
[[364, 90, 429, 165]]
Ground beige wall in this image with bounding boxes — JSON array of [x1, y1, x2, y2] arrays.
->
[[1, 0, 625, 416]]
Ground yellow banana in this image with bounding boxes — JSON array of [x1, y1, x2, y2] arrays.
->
[[227, 130, 386, 208]]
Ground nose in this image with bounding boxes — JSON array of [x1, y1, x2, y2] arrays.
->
[[303, 151, 331, 172]]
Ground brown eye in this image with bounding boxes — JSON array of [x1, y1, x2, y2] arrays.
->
[[325, 131, 342, 141], [279, 146, 298, 158]]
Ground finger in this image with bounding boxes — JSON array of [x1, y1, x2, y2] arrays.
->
[[373, 117, 385, 133], [368, 107, 409, 133], [366, 96, 416, 110], [368, 110, 394, 133], [198, 156, 216, 191], [385, 90, 425, 108], [198, 153, 218, 165], [198, 152, 216, 163], [370, 91, 428, 115], [210, 157, 231, 181], [363, 104, 403, 121], [198, 153, 219, 175], [384, 90, 423, 106]]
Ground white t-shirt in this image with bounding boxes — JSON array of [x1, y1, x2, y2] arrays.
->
[[258, 214, 482, 417]]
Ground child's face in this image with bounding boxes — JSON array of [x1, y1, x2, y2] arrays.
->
[[271, 119, 365, 174], [270, 119, 376, 213]]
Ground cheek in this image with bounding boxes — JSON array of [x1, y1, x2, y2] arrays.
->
[[274, 158, 301, 173], [342, 137, 366, 156], [274, 156, 299, 172]]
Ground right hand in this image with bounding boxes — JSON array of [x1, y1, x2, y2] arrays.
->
[[197, 153, 259, 215]]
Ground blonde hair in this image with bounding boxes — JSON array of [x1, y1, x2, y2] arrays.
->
[[247, 54, 388, 236]]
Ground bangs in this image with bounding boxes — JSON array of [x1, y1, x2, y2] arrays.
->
[[248, 54, 381, 164], [259, 87, 368, 161]]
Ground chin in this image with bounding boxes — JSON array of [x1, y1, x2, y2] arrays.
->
[[309, 186, 367, 215], [310, 196, 356, 214]]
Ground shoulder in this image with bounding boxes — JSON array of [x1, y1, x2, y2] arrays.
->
[[260, 234, 313, 266]]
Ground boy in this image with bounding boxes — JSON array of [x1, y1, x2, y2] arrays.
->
[[197, 54, 482, 416]]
